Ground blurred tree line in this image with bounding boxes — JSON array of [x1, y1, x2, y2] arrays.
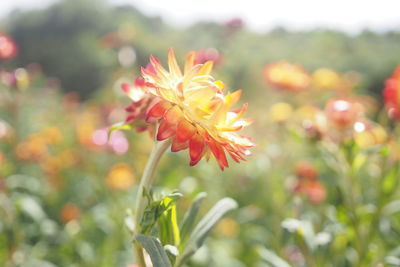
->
[[2, 0, 400, 98]]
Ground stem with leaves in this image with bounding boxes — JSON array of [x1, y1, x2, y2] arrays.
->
[[133, 138, 171, 267]]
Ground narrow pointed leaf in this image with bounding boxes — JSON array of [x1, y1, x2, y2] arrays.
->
[[179, 192, 207, 244], [134, 235, 172, 267], [175, 197, 237, 266]]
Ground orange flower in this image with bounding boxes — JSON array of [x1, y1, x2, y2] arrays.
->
[[325, 98, 363, 129], [137, 49, 253, 170], [60, 203, 81, 223], [383, 66, 400, 121], [263, 61, 310, 91], [107, 163, 136, 190]]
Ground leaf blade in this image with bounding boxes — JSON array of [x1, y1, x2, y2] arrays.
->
[[135, 234, 172, 267]]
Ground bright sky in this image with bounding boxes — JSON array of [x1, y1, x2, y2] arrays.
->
[[1, 0, 400, 33]]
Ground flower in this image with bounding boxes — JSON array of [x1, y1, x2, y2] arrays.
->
[[263, 61, 310, 91], [325, 98, 363, 129], [293, 180, 326, 205], [296, 105, 327, 140], [60, 203, 81, 224], [0, 33, 18, 60], [383, 66, 400, 120], [353, 120, 387, 148], [295, 161, 318, 181], [194, 48, 221, 65], [269, 102, 293, 123], [122, 77, 155, 133], [107, 163, 136, 190], [311, 68, 341, 90], [136, 49, 253, 170]]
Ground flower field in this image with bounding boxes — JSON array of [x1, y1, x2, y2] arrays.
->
[[1, 1, 400, 266]]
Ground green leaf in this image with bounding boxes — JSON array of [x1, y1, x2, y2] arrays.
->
[[257, 246, 292, 267], [179, 192, 207, 245], [140, 192, 182, 234], [135, 235, 172, 267], [159, 204, 181, 247], [383, 200, 400, 216], [175, 197, 238, 267]]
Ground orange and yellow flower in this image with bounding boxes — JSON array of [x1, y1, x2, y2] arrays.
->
[[126, 49, 253, 170], [263, 61, 310, 91]]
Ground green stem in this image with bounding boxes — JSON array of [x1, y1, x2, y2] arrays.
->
[[133, 139, 171, 267]]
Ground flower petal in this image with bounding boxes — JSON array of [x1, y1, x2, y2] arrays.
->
[[189, 134, 205, 166], [157, 119, 175, 141], [184, 51, 196, 74], [208, 140, 229, 170], [146, 100, 171, 122], [164, 105, 183, 125], [168, 48, 182, 79], [171, 138, 188, 152], [176, 120, 196, 142]]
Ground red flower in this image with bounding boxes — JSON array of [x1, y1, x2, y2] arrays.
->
[[122, 77, 155, 132], [0, 33, 18, 60], [383, 66, 400, 121]]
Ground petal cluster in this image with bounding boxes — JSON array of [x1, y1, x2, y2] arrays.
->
[[133, 48, 253, 170]]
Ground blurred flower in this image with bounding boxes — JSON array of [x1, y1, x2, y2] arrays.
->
[[269, 102, 293, 123], [311, 68, 341, 90], [59, 149, 79, 168], [76, 111, 99, 148], [383, 66, 400, 121], [225, 18, 244, 33], [14, 68, 30, 90], [263, 61, 310, 91], [296, 105, 327, 140], [215, 217, 239, 237], [107, 163, 136, 190], [15, 134, 48, 161], [60, 203, 81, 224], [0, 70, 16, 87], [118, 46, 136, 67], [41, 156, 62, 176], [0, 33, 18, 60], [325, 98, 363, 129], [41, 127, 62, 145], [194, 48, 221, 65], [92, 128, 129, 155], [139, 48, 253, 170], [295, 161, 318, 181], [122, 77, 154, 133], [293, 180, 326, 205], [353, 120, 387, 148], [109, 130, 129, 154]]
